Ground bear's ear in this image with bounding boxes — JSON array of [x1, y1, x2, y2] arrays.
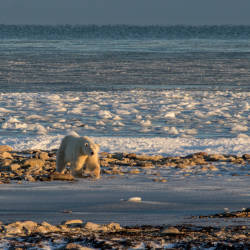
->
[[83, 136, 90, 141]]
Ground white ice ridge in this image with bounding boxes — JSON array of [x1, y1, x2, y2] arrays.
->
[[1, 135, 249, 156]]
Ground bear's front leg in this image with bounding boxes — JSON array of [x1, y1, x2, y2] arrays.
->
[[72, 155, 88, 177]]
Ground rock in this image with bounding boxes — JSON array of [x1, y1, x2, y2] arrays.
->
[[176, 163, 188, 169], [0, 159, 13, 167], [21, 221, 38, 234], [5, 221, 23, 235], [111, 153, 125, 160], [0, 145, 13, 152], [209, 165, 219, 171], [10, 164, 21, 171], [84, 221, 121, 232], [129, 169, 141, 174], [25, 175, 36, 182], [242, 154, 250, 160], [105, 222, 122, 232], [84, 222, 102, 231], [194, 158, 207, 165], [126, 153, 137, 159], [36, 151, 49, 161], [233, 234, 247, 240], [128, 197, 142, 202], [50, 172, 74, 181], [23, 158, 44, 169], [206, 154, 227, 161], [231, 157, 245, 164], [161, 226, 181, 234], [153, 178, 167, 182], [65, 243, 93, 250], [36, 221, 60, 233], [64, 219, 83, 228], [135, 154, 163, 161], [135, 161, 153, 168], [0, 152, 13, 159]]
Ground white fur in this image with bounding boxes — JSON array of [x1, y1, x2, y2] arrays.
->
[[56, 134, 100, 179]]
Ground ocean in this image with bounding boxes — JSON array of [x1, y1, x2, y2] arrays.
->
[[0, 25, 249, 155]]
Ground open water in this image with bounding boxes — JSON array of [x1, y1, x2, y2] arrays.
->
[[0, 25, 249, 155]]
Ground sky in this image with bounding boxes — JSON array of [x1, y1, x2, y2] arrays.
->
[[0, 0, 250, 26]]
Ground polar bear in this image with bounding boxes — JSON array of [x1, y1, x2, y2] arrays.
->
[[56, 134, 100, 179]]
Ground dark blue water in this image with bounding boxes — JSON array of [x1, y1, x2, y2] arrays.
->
[[0, 25, 250, 92]]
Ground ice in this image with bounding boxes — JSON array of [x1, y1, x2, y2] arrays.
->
[[231, 124, 248, 132], [113, 115, 122, 120], [96, 120, 106, 126], [164, 112, 176, 118], [98, 110, 113, 119], [0, 107, 13, 113], [0, 90, 249, 155], [1, 134, 249, 157], [140, 119, 151, 126], [112, 121, 125, 126], [168, 127, 179, 135]]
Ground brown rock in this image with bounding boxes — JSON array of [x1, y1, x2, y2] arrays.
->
[[10, 164, 21, 171], [23, 158, 44, 169], [126, 153, 137, 159], [0, 152, 13, 159], [209, 165, 219, 171], [206, 154, 227, 161], [25, 175, 36, 182], [194, 158, 207, 165], [105, 222, 122, 232], [21, 221, 38, 234], [50, 172, 74, 181], [84, 222, 101, 231], [242, 154, 250, 160], [176, 163, 188, 169], [161, 226, 181, 234], [129, 169, 141, 174], [36, 151, 49, 161], [64, 219, 83, 228], [135, 160, 154, 168], [111, 153, 125, 160], [0, 159, 13, 167], [5, 221, 23, 235], [135, 154, 163, 161], [36, 221, 60, 233], [0, 145, 13, 152], [65, 243, 92, 250]]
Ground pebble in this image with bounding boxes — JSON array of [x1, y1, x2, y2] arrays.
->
[[128, 197, 142, 202], [161, 226, 181, 234], [64, 219, 83, 228]]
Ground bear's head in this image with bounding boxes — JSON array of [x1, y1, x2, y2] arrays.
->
[[80, 136, 99, 156]]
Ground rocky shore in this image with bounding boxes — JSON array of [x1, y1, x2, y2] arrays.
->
[[0, 145, 249, 184], [0, 145, 249, 249], [0, 216, 249, 249]]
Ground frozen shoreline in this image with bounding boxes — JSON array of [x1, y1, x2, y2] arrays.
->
[[1, 175, 249, 226], [1, 135, 250, 156]]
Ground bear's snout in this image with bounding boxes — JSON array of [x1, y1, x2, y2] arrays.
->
[[91, 151, 94, 155]]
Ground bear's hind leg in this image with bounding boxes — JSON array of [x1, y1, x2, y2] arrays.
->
[[56, 148, 66, 173]]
